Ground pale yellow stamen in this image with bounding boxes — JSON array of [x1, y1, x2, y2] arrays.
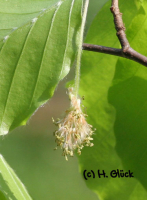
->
[[53, 87, 95, 160]]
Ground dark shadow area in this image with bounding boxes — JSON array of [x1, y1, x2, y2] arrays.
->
[[109, 75, 147, 189]]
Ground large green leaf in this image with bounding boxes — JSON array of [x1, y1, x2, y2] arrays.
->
[[0, 0, 83, 135], [0, 154, 32, 199], [78, 0, 147, 199], [108, 0, 147, 190], [0, 0, 107, 42]]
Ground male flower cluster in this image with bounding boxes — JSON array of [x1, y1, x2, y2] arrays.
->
[[53, 87, 95, 160]]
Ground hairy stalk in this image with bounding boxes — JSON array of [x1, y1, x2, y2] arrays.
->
[[53, 0, 96, 160], [74, 0, 89, 97]]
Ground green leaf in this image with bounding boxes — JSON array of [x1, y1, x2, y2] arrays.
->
[[85, 0, 109, 31], [0, 0, 83, 135], [78, 0, 147, 199], [0, 0, 108, 41], [0, 190, 7, 200], [108, 0, 147, 190], [0, 154, 32, 200], [0, 0, 59, 40]]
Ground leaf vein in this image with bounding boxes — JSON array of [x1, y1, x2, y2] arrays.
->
[[0, 21, 38, 130], [28, 2, 63, 109]]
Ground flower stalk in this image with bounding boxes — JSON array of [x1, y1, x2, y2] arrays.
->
[[74, 0, 89, 97], [53, 0, 95, 160]]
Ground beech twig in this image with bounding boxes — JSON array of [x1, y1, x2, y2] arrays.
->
[[82, 0, 147, 67]]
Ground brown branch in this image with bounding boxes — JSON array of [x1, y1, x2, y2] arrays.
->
[[82, 44, 147, 67], [82, 0, 147, 67], [110, 0, 130, 52], [82, 44, 122, 57]]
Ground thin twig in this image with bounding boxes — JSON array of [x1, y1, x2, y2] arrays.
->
[[82, 44, 122, 57], [82, 44, 147, 66], [82, 0, 147, 67], [110, 0, 130, 52]]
